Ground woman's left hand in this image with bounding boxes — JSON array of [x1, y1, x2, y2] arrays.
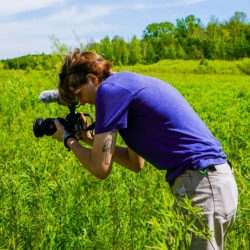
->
[[52, 119, 66, 142]]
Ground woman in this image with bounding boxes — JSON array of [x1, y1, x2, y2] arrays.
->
[[52, 50, 238, 249]]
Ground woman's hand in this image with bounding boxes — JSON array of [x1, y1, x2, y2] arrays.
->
[[52, 113, 93, 144], [77, 112, 94, 143], [52, 119, 66, 142]]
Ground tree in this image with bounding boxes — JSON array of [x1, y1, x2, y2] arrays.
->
[[141, 39, 157, 64], [142, 22, 176, 60], [226, 12, 249, 58], [128, 36, 142, 65], [143, 22, 175, 39], [111, 36, 129, 65], [175, 15, 204, 59], [101, 36, 113, 63], [206, 17, 220, 59], [86, 40, 102, 55]]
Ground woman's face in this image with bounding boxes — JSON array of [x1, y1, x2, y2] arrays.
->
[[76, 76, 99, 106]]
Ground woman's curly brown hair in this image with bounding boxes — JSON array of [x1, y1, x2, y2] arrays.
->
[[59, 49, 113, 106]]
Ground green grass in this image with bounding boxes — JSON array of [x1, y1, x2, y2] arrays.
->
[[0, 61, 249, 249], [117, 58, 250, 75]]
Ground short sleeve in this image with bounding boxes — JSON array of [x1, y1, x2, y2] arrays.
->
[[95, 83, 133, 134]]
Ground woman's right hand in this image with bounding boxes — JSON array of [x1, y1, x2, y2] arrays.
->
[[77, 112, 94, 144]]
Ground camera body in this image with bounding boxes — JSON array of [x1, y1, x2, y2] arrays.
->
[[33, 111, 84, 138]]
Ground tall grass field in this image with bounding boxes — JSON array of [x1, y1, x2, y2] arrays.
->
[[0, 59, 249, 249]]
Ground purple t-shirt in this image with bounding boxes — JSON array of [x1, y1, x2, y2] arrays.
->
[[95, 72, 227, 184]]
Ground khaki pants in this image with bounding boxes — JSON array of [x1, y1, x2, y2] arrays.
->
[[171, 162, 238, 250]]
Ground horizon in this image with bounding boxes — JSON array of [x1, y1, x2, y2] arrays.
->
[[0, 0, 249, 60]]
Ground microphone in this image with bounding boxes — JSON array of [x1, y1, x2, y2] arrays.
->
[[39, 90, 61, 104]]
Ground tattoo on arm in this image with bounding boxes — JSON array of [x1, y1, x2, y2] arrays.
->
[[102, 131, 116, 165]]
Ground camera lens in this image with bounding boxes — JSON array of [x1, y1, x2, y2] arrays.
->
[[33, 118, 57, 137], [33, 118, 45, 137]]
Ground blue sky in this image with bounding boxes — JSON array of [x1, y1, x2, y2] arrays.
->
[[0, 0, 249, 59]]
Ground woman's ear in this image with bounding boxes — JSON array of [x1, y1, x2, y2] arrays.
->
[[87, 73, 99, 85]]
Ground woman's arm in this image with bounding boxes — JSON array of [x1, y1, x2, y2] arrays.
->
[[79, 129, 144, 173], [67, 130, 117, 180], [53, 119, 144, 179], [113, 146, 144, 173]]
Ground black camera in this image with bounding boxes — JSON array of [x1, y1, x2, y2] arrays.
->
[[33, 89, 95, 138], [33, 105, 94, 138]]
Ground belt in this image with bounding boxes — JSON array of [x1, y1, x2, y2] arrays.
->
[[199, 160, 232, 174]]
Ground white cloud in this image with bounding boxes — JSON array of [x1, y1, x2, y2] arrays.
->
[[0, 4, 118, 58], [134, 0, 206, 9], [47, 5, 116, 23], [0, 0, 66, 16], [177, 0, 207, 5], [0, 8, 117, 39]]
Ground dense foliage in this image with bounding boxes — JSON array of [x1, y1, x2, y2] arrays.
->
[[0, 60, 249, 249], [1, 12, 249, 70], [0, 54, 62, 71], [84, 11, 250, 63]]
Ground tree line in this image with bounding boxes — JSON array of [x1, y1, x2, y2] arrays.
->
[[96, 11, 249, 65], [1, 12, 249, 70]]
